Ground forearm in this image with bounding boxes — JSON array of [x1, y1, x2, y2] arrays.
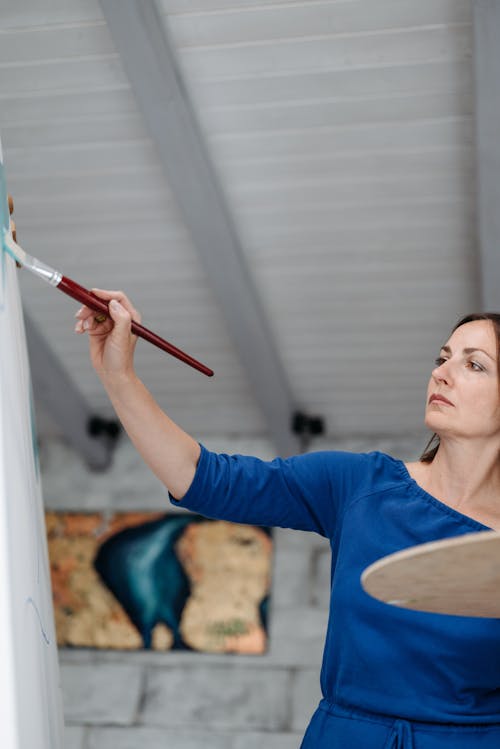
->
[[102, 373, 200, 499]]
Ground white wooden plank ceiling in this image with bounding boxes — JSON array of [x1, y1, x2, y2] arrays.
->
[[0, 0, 476, 447]]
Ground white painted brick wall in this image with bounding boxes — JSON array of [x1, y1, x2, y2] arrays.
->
[[86, 727, 305, 749]]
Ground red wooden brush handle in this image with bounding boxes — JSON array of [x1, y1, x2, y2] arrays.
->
[[58, 275, 214, 377]]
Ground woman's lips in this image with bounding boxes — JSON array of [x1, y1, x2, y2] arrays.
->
[[429, 394, 454, 406]]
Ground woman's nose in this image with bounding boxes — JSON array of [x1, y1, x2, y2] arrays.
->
[[432, 362, 451, 383]]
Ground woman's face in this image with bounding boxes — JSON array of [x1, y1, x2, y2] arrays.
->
[[425, 320, 500, 440]]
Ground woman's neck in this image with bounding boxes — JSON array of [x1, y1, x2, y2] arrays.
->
[[413, 440, 500, 527]]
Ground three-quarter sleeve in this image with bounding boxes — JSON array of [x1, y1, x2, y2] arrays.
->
[[169, 444, 372, 539]]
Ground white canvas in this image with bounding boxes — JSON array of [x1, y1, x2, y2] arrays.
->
[[0, 141, 64, 748]]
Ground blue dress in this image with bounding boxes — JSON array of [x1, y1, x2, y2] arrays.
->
[[170, 446, 500, 747]]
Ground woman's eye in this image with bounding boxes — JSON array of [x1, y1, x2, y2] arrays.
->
[[469, 361, 484, 372], [434, 357, 484, 372]]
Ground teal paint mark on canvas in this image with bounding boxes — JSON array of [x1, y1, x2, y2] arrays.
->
[[0, 162, 9, 234], [0, 161, 11, 310]]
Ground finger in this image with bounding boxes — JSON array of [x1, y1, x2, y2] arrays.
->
[[90, 288, 141, 324], [8, 194, 13, 215], [76, 300, 133, 335], [74, 317, 99, 333], [90, 288, 130, 301], [10, 219, 16, 242], [74, 305, 129, 330], [75, 304, 101, 320], [75, 300, 137, 323], [105, 298, 136, 340], [75, 305, 96, 321], [86, 316, 113, 334], [75, 315, 113, 335]]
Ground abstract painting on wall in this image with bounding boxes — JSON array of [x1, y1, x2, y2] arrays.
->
[[46, 511, 272, 654]]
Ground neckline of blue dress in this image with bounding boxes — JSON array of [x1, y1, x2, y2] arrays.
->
[[391, 456, 494, 533]]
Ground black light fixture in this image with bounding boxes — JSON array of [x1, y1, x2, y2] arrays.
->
[[291, 410, 325, 451]]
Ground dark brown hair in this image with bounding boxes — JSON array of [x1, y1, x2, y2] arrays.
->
[[420, 312, 500, 463]]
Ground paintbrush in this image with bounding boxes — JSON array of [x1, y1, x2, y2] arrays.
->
[[2, 231, 214, 377]]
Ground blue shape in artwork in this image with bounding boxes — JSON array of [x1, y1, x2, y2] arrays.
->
[[94, 514, 203, 649], [259, 593, 269, 632], [94, 515, 272, 651]]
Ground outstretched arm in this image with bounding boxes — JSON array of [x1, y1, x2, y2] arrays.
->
[[74, 288, 347, 538], [74, 289, 200, 499]]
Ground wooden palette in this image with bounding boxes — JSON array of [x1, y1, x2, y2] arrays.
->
[[361, 531, 500, 617]]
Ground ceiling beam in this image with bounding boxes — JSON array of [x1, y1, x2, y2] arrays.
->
[[99, 0, 300, 456], [24, 312, 118, 471], [473, 0, 500, 310]]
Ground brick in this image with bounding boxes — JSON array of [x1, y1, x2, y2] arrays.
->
[[270, 607, 329, 640], [271, 548, 312, 609], [273, 527, 330, 554], [312, 548, 332, 608], [87, 727, 233, 749], [61, 663, 143, 725], [141, 665, 290, 731], [268, 606, 327, 667], [234, 732, 304, 749], [267, 635, 324, 668], [64, 725, 86, 749], [290, 669, 322, 733]]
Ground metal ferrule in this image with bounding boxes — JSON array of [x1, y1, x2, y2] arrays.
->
[[26, 255, 62, 287]]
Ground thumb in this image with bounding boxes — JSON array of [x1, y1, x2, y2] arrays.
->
[[108, 299, 133, 337]]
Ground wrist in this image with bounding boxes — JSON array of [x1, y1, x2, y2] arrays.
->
[[100, 369, 140, 392]]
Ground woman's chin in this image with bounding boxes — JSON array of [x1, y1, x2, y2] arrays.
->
[[424, 413, 447, 433]]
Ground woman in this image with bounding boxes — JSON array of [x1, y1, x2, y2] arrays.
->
[[75, 292, 500, 747]]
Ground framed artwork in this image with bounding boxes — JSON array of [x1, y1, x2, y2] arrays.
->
[[46, 511, 272, 654]]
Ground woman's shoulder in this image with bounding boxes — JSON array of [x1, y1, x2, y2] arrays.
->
[[301, 448, 405, 471], [291, 448, 409, 497]]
